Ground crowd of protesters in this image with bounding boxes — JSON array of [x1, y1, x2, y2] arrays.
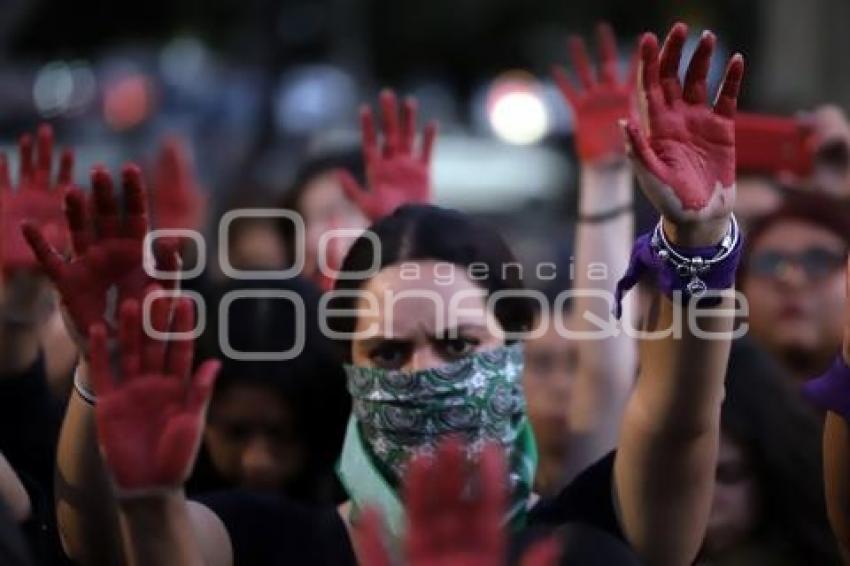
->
[[1, 18, 850, 566]]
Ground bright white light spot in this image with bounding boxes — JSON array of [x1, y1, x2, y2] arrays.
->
[[488, 82, 549, 145], [33, 62, 74, 117]]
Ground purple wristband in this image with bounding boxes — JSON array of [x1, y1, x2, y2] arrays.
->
[[801, 356, 850, 419], [613, 222, 743, 319]]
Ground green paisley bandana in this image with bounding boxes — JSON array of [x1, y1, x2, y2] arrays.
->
[[336, 343, 537, 540]]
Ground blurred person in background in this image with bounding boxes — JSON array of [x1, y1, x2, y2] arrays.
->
[[277, 90, 436, 293], [733, 104, 850, 232], [798, 105, 850, 199], [523, 298, 578, 496], [225, 212, 289, 272], [698, 337, 839, 565], [739, 191, 850, 381], [525, 22, 638, 497], [277, 148, 369, 291], [188, 278, 349, 504]]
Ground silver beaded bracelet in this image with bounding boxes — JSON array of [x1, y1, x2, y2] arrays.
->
[[649, 214, 740, 297]]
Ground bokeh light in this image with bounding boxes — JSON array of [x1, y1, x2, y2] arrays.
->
[[486, 72, 550, 145]]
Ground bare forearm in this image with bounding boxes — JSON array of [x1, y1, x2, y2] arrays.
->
[[571, 163, 636, 426], [55, 363, 125, 565], [616, 293, 734, 565], [119, 492, 204, 566], [824, 412, 850, 561], [567, 163, 637, 477], [629, 294, 732, 433]]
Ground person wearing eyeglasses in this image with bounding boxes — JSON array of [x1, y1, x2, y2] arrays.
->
[[740, 191, 850, 382]]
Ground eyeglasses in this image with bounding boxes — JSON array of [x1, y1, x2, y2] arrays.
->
[[748, 248, 846, 282]]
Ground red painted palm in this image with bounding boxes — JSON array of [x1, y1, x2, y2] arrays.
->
[[23, 165, 178, 340], [0, 124, 73, 273], [356, 438, 560, 566], [89, 297, 219, 494], [623, 23, 744, 243], [339, 89, 437, 221], [553, 22, 639, 163]]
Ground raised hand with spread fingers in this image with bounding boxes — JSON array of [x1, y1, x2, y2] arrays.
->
[[553, 23, 639, 164], [22, 164, 178, 343], [0, 124, 73, 274], [338, 89, 438, 221], [89, 295, 219, 496], [622, 22, 744, 246], [356, 438, 560, 566]]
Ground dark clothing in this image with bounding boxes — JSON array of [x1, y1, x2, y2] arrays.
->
[[0, 356, 70, 565], [527, 451, 621, 536], [199, 451, 631, 565], [199, 491, 357, 566]]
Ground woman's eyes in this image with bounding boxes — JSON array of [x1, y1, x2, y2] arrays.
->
[[437, 337, 481, 359], [369, 343, 411, 369], [367, 337, 481, 368]]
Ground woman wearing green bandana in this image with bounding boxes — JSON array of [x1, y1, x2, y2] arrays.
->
[[128, 185, 734, 564], [108, 182, 736, 565], [62, 23, 744, 566]]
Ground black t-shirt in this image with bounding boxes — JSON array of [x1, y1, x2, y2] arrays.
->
[[199, 452, 629, 565], [0, 356, 69, 566]]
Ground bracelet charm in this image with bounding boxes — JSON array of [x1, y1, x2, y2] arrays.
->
[[650, 215, 740, 298], [613, 214, 743, 318]]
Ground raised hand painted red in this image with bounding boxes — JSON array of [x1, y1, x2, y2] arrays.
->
[[152, 135, 207, 231], [0, 124, 73, 274], [622, 23, 744, 218], [22, 164, 178, 340], [356, 438, 560, 566], [89, 296, 220, 494], [553, 23, 639, 163], [338, 89, 437, 221]]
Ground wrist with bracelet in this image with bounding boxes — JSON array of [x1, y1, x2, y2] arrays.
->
[[613, 214, 743, 318], [74, 365, 97, 405], [576, 202, 633, 223]]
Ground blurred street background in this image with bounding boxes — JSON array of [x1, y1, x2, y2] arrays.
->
[[0, 0, 845, 284]]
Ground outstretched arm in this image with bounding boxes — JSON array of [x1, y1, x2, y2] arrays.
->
[[612, 23, 745, 565], [24, 165, 175, 564], [27, 165, 231, 565], [803, 258, 850, 562], [553, 23, 639, 480], [87, 297, 220, 566]]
